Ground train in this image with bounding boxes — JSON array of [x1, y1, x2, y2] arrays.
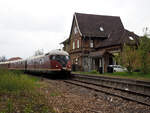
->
[[0, 50, 71, 76]]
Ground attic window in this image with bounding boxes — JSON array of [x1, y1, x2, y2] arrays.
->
[[74, 26, 78, 34], [129, 36, 134, 40], [90, 40, 94, 48], [99, 27, 104, 31]]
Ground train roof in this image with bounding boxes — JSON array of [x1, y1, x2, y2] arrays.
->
[[10, 59, 25, 63], [26, 50, 69, 61], [0, 59, 26, 64], [0, 50, 69, 64], [0, 61, 9, 64], [46, 49, 69, 56], [26, 54, 45, 60]]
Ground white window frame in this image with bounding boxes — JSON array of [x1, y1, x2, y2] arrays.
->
[[90, 40, 94, 48], [73, 41, 75, 49], [74, 26, 78, 34], [75, 58, 78, 64], [129, 36, 134, 40], [77, 40, 80, 48], [100, 27, 104, 31]]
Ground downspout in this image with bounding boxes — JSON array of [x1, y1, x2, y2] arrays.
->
[[82, 35, 85, 71]]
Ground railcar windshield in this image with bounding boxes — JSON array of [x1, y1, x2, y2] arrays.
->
[[50, 55, 70, 61], [50, 55, 70, 67]]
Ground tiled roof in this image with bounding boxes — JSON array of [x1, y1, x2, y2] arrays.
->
[[75, 13, 139, 48], [75, 13, 124, 38], [61, 13, 139, 48], [94, 29, 139, 48], [8, 57, 22, 61]]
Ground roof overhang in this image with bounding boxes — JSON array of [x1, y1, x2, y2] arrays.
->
[[89, 50, 106, 58]]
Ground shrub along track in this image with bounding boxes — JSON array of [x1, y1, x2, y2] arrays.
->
[[63, 74, 150, 106]]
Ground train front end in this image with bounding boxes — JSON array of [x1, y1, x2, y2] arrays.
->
[[49, 50, 71, 75]]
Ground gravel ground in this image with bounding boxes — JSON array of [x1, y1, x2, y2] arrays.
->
[[39, 78, 150, 113]]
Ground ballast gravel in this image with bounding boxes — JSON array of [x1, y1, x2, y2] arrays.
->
[[39, 78, 150, 113]]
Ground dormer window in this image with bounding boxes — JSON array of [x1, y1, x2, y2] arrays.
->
[[129, 36, 134, 40], [99, 27, 104, 31], [74, 26, 78, 34], [90, 40, 94, 48]]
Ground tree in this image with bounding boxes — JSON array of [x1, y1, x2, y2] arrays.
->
[[143, 27, 150, 37], [117, 44, 139, 73], [0, 56, 7, 62], [34, 49, 44, 56], [138, 35, 150, 74]]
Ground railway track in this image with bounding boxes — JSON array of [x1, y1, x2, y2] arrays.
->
[[64, 74, 150, 106]]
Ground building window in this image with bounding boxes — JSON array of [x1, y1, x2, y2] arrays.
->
[[90, 40, 94, 48], [74, 26, 78, 34], [75, 58, 78, 64], [129, 36, 134, 40], [77, 40, 80, 48], [73, 41, 75, 49], [99, 26, 104, 31]]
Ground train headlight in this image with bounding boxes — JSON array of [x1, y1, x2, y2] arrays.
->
[[67, 64, 71, 68], [56, 65, 58, 67]]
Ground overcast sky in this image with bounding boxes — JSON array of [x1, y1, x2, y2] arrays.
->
[[0, 0, 150, 59]]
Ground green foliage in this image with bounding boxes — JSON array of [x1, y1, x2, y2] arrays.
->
[[50, 92, 60, 97], [117, 44, 139, 73], [0, 68, 37, 92], [73, 70, 100, 75], [106, 72, 150, 80], [24, 104, 34, 113], [117, 35, 150, 74], [0, 69, 56, 113], [73, 71, 150, 80], [138, 35, 150, 74], [90, 70, 99, 74], [6, 99, 14, 113]]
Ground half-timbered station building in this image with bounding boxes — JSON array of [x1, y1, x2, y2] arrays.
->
[[61, 13, 139, 73]]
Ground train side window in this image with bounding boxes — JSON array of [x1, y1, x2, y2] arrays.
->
[[66, 56, 69, 60], [53, 56, 55, 60], [28, 60, 30, 65], [39, 58, 44, 64], [40, 59, 42, 64], [50, 56, 53, 60]]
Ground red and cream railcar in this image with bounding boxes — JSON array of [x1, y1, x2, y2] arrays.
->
[[9, 59, 26, 70], [26, 55, 50, 72], [0, 50, 71, 76], [26, 50, 71, 74], [0, 61, 10, 69]]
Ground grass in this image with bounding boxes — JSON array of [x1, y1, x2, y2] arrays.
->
[[0, 68, 56, 113], [73, 70, 100, 75], [0, 68, 38, 92], [73, 71, 150, 81], [105, 72, 150, 80]]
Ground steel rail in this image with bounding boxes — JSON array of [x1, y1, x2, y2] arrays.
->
[[71, 73, 150, 86], [64, 78, 150, 106]]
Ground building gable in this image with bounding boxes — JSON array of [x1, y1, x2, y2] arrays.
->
[[69, 14, 82, 40]]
